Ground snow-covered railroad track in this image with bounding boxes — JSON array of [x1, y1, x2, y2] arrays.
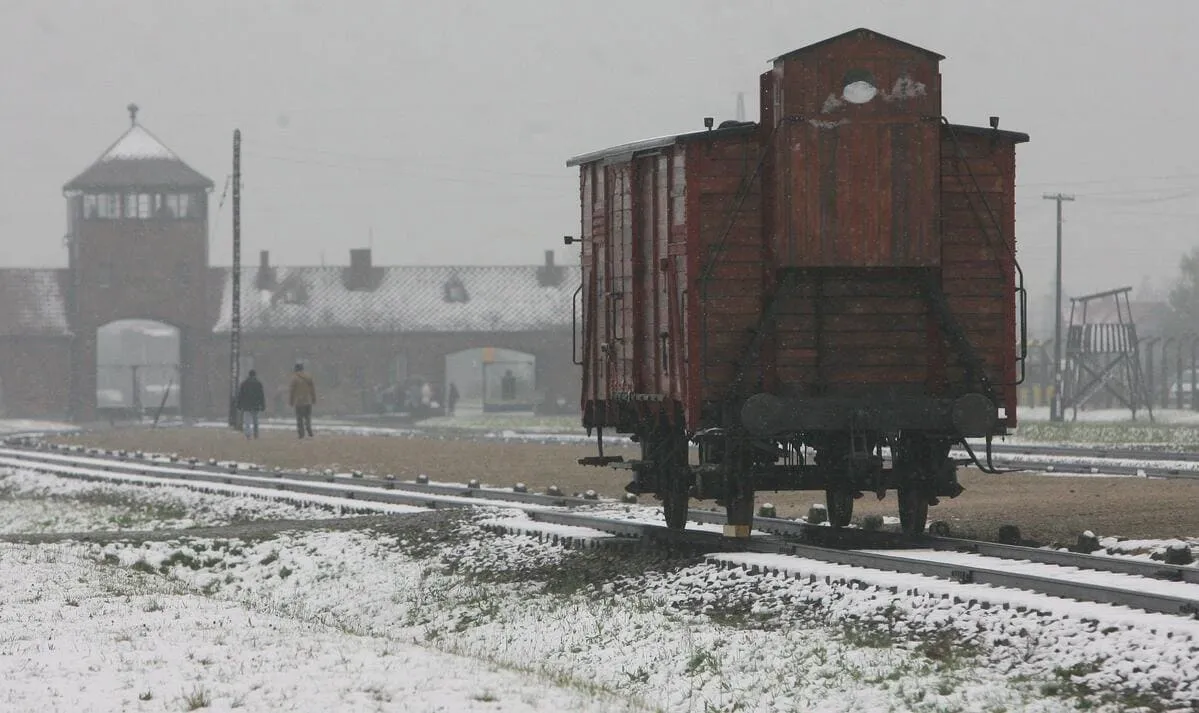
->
[[981, 442, 1199, 462], [0, 447, 581, 515], [953, 447, 1199, 479], [700, 510, 1199, 585], [491, 510, 1199, 617], [6, 441, 1199, 618]]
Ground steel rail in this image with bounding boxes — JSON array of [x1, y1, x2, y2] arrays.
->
[[978, 442, 1199, 462], [0, 444, 598, 508], [6, 441, 1197, 583], [4, 442, 1199, 616], [727, 512, 1199, 584], [515, 513, 1199, 618]]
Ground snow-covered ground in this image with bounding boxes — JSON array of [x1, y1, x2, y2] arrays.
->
[[4, 465, 1199, 712], [0, 419, 79, 437], [1019, 407, 1199, 425]]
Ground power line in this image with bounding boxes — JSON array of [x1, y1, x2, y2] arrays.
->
[[240, 150, 566, 192], [1017, 172, 1199, 189], [245, 140, 566, 180]]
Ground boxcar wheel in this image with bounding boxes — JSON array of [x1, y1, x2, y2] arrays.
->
[[897, 488, 930, 536], [725, 470, 755, 533], [661, 473, 690, 530], [726, 494, 754, 531], [825, 489, 854, 528]]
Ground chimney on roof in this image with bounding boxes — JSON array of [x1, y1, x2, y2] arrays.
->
[[345, 247, 378, 292], [255, 250, 276, 290], [537, 248, 564, 287]]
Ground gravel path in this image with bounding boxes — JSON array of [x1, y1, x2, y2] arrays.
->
[[47, 428, 1199, 543]]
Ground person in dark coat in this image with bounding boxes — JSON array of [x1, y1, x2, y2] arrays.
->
[[237, 370, 266, 439], [447, 382, 460, 417]]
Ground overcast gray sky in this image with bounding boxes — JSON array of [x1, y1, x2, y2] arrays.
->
[[0, 0, 1195, 314]]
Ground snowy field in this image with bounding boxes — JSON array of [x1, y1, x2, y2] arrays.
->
[[3, 466, 1199, 712]]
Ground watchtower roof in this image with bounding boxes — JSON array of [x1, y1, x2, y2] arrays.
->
[[63, 104, 214, 192]]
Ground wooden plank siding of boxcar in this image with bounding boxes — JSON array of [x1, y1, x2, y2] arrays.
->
[[772, 273, 930, 394], [581, 163, 609, 411], [769, 32, 943, 270], [628, 152, 679, 406], [668, 151, 696, 425], [939, 131, 1019, 421], [609, 163, 636, 396], [782, 120, 940, 268], [685, 135, 767, 405], [773, 42, 942, 123]]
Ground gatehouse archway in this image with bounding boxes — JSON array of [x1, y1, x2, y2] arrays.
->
[[96, 319, 181, 419], [444, 347, 537, 416]]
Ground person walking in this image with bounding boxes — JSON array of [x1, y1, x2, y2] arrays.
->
[[236, 370, 266, 439], [447, 382, 460, 417], [289, 363, 316, 439]]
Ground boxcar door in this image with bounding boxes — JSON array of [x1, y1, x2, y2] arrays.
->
[[607, 162, 637, 399]]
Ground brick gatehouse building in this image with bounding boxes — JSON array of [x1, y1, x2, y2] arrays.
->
[[0, 108, 579, 421]]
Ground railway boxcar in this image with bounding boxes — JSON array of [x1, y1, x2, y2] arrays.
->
[[567, 28, 1029, 536]]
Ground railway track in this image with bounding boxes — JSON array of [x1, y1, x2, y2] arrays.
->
[[2, 438, 1198, 619], [953, 443, 1199, 479]]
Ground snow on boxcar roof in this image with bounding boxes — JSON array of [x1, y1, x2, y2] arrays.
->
[[944, 122, 1031, 144], [566, 121, 757, 167]]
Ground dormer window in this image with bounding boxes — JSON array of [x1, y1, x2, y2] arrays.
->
[[281, 284, 308, 305], [443, 275, 469, 303]]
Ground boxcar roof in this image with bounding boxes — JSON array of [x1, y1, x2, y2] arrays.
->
[[566, 122, 757, 167], [565, 120, 1025, 168], [770, 28, 945, 63], [945, 122, 1031, 144]]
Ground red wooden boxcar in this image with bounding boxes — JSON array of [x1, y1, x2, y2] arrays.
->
[[567, 28, 1029, 536]]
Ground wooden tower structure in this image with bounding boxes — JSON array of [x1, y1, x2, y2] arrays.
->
[[1061, 286, 1153, 421]]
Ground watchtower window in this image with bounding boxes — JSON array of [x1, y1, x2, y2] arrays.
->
[[125, 193, 152, 219], [81, 192, 198, 220], [84, 193, 121, 219], [166, 193, 193, 219]]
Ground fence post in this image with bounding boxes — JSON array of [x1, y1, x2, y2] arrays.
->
[[1143, 338, 1160, 410]]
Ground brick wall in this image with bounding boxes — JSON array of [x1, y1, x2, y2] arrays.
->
[[201, 330, 579, 418], [0, 337, 71, 418], [68, 214, 210, 420]]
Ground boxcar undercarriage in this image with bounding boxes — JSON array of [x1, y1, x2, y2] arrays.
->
[[581, 400, 1003, 537]]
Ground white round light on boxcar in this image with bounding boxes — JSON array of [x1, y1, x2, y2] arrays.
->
[[842, 80, 878, 104]]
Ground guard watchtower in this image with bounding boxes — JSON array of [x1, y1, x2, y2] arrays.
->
[[1061, 286, 1153, 421], [62, 104, 215, 420]]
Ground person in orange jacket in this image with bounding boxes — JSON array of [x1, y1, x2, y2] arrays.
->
[[289, 363, 316, 438]]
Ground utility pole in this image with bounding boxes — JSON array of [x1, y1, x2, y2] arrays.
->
[[228, 130, 242, 429], [736, 92, 746, 122], [1043, 192, 1075, 422]]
